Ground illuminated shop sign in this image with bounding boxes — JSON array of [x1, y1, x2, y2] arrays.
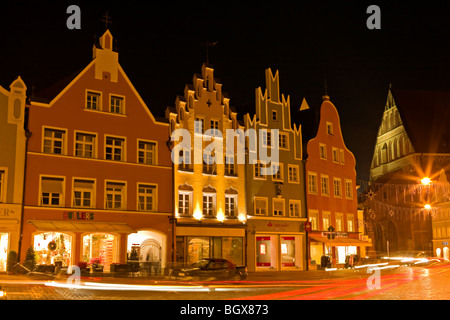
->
[[63, 211, 94, 221]]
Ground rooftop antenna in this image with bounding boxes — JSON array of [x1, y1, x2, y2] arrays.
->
[[101, 12, 112, 30]]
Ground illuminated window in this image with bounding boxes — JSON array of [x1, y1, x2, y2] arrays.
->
[[178, 191, 192, 216], [322, 212, 331, 231], [202, 193, 216, 217], [335, 213, 344, 231], [309, 211, 318, 230], [225, 194, 237, 217], [347, 214, 355, 232]]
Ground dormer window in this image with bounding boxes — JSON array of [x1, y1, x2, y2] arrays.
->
[[326, 122, 334, 135]]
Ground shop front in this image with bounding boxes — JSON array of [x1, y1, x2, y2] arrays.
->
[[247, 219, 306, 272], [308, 233, 371, 269], [175, 226, 245, 267], [127, 230, 167, 274], [0, 204, 21, 272], [433, 240, 450, 259]]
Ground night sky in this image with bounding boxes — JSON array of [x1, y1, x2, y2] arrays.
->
[[2, 1, 450, 181]]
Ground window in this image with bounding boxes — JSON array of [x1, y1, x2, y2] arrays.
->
[[254, 162, 267, 179], [333, 178, 342, 198], [41, 177, 64, 206], [321, 175, 329, 196], [319, 144, 327, 159], [289, 200, 301, 217], [225, 195, 237, 217], [43, 128, 65, 155], [322, 212, 331, 231], [332, 148, 339, 163], [273, 199, 285, 216], [75, 132, 95, 158], [347, 214, 355, 232], [309, 211, 318, 230], [0, 170, 4, 203], [86, 91, 101, 110], [110, 95, 124, 114], [138, 184, 156, 211], [105, 182, 126, 210], [195, 118, 204, 134], [73, 179, 94, 208], [254, 197, 267, 216], [336, 213, 344, 231], [308, 172, 318, 194], [326, 122, 334, 135], [138, 140, 156, 165], [272, 110, 278, 121], [202, 193, 216, 217], [178, 191, 192, 215], [203, 151, 215, 174], [279, 132, 289, 149], [262, 130, 271, 148], [288, 165, 299, 183], [178, 149, 192, 171], [340, 149, 345, 164], [272, 163, 283, 181], [210, 120, 219, 136], [105, 136, 125, 161], [225, 155, 236, 176], [345, 180, 353, 199]]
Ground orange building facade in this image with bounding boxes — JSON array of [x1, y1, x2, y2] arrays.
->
[[20, 30, 173, 273], [304, 97, 369, 268]]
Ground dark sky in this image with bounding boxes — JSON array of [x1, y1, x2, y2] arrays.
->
[[2, 1, 450, 181]]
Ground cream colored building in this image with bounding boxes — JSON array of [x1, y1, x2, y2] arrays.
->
[[167, 63, 246, 266], [0, 77, 27, 270]]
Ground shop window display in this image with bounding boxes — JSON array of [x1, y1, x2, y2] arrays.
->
[[33, 232, 72, 266], [281, 236, 295, 267], [0, 233, 8, 271], [83, 233, 117, 271], [256, 236, 273, 267]]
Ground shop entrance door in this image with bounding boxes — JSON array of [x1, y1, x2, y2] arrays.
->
[[0, 233, 8, 272]]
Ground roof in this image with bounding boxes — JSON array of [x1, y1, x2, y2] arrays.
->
[[30, 69, 82, 103], [392, 89, 450, 154]]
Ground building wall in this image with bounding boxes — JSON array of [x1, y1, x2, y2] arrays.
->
[[245, 69, 307, 272], [305, 98, 362, 267], [167, 63, 247, 266], [21, 30, 172, 271], [0, 77, 27, 270]]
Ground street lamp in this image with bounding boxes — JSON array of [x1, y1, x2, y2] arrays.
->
[[424, 204, 432, 210], [421, 177, 431, 185]]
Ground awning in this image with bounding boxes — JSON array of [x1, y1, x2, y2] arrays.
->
[[28, 220, 135, 233], [309, 235, 371, 247]]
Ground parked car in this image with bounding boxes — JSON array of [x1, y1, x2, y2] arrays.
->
[[169, 258, 247, 281]]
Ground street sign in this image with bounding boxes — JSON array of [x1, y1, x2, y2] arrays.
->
[[327, 233, 336, 240], [327, 225, 336, 233], [304, 221, 312, 232]]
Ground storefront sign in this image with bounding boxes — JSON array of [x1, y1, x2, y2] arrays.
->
[[0, 204, 19, 219], [321, 231, 348, 238], [63, 211, 94, 221], [443, 242, 448, 246]]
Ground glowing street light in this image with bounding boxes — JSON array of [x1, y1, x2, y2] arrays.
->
[[421, 177, 431, 185], [424, 204, 432, 210]]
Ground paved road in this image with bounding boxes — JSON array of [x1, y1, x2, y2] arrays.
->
[[1, 261, 449, 300]]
